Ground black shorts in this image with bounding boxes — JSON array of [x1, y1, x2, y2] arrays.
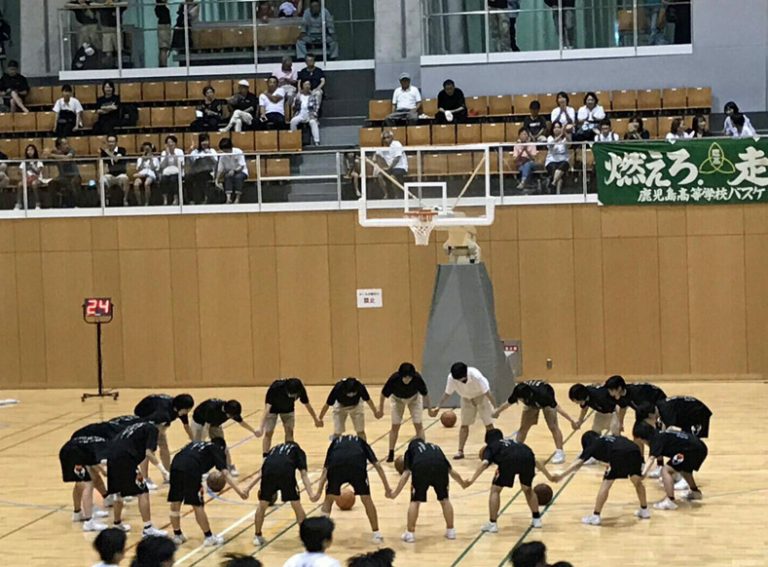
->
[[687, 415, 711, 439], [260, 472, 300, 503], [410, 462, 450, 502], [60, 445, 92, 483], [493, 455, 535, 488], [167, 467, 205, 506], [668, 445, 708, 473], [107, 456, 148, 497], [546, 161, 569, 176], [604, 449, 643, 480], [326, 466, 370, 497]]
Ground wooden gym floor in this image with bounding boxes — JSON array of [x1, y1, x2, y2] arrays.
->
[[0, 382, 766, 566]]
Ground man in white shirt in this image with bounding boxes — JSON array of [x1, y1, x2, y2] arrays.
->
[[385, 72, 422, 126], [430, 362, 497, 460], [283, 517, 342, 567], [373, 129, 408, 199], [259, 76, 286, 128]]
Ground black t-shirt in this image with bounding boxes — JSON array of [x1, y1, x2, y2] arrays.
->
[[198, 98, 224, 118], [97, 94, 120, 113], [69, 1, 98, 25], [71, 421, 117, 440], [263, 442, 308, 477], [297, 67, 325, 90], [326, 379, 370, 407], [324, 435, 377, 469], [97, 4, 125, 27], [65, 435, 109, 465], [510, 380, 557, 409], [437, 88, 466, 113], [578, 434, 638, 463], [523, 114, 547, 138], [403, 439, 450, 472], [0, 73, 29, 95], [482, 438, 533, 466], [100, 146, 128, 175], [381, 372, 428, 399], [581, 385, 616, 414], [656, 396, 712, 427], [266, 379, 309, 414], [172, 441, 228, 476], [231, 92, 259, 115], [193, 398, 243, 427], [108, 421, 159, 462], [106, 415, 144, 437], [134, 394, 189, 426], [648, 430, 704, 459], [615, 383, 667, 409], [155, 2, 172, 25]]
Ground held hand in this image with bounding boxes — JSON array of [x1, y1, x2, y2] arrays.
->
[[385, 487, 393, 499], [374, 410, 383, 420], [314, 418, 323, 428], [253, 429, 263, 438], [492, 410, 500, 419], [239, 487, 250, 500], [428, 408, 439, 418], [310, 491, 322, 502]]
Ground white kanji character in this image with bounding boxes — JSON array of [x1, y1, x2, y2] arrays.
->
[[653, 188, 664, 201], [703, 188, 716, 201], [714, 188, 728, 201], [678, 188, 690, 202], [638, 188, 653, 202], [728, 147, 768, 187], [691, 187, 704, 201], [605, 152, 647, 187], [665, 188, 677, 202], [645, 152, 670, 188], [667, 149, 699, 185]]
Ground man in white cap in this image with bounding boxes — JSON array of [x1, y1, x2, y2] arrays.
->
[[221, 80, 259, 133], [385, 72, 422, 126]]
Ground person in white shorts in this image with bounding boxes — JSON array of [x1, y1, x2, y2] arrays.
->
[[256, 377, 323, 458], [430, 362, 497, 460], [378, 362, 431, 463], [318, 377, 381, 441]]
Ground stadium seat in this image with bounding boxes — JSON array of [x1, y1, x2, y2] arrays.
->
[[481, 122, 505, 144], [389, 126, 406, 145], [422, 153, 448, 177], [174, 106, 197, 127], [466, 96, 489, 117], [661, 88, 687, 110], [136, 107, 152, 128], [1, 113, 17, 133], [658, 115, 680, 137], [359, 127, 381, 147], [254, 78, 270, 94], [431, 124, 456, 145], [255, 130, 279, 152], [422, 98, 438, 117], [686, 87, 712, 109], [512, 94, 536, 115], [504, 121, 525, 143], [611, 89, 637, 111], [0, 138, 19, 158], [611, 118, 629, 137], [79, 162, 97, 183], [25, 86, 54, 107], [570, 91, 586, 107], [538, 93, 558, 113], [150, 107, 175, 128], [231, 131, 255, 152], [74, 84, 97, 105], [142, 82, 166, 102], [212, 80, 234, 98], [119, 82, 142, 103], [488, 95, 513, 116], [68, 136, 91, 156], [456, 123, 481, 145], [164, 81, 187, 102], [645, 117, 659, 139], [637, 89, 662, 111], [369, 100, 390, 121], [278, 130, 302, 152], [448, 152, 474, 176], [12, 112, 36, 132], [406, 125, 430, 146], [265, 157, 291, 177]]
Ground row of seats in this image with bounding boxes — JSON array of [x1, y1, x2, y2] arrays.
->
[[191, 24, 302, 50], [368, 87, 712, 121]]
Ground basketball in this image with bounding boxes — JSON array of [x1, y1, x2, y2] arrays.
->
[[478, 445, 487, 459], [335, 487, 356, 510], [394, 455, 405, 474], [206, 471, 226, 493], [440, 410, 457, 428], [534, 483, 554, 506]]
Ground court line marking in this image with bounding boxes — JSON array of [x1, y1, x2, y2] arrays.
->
[[0, 410, 74, 442], [0, 508, 65, 541], [0, 410, 103, 453]]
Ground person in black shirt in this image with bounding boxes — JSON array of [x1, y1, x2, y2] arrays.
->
[[378, 362, 431, 462], [435, 80, 467, 124], [93, 80, 121, 134], [59, 433, 110, 531], [257, 377, 322, 457], [387, 439, 467, 543], [168, 439, 247, 547], [95, 1, 126, 67], [655, 395, 712, 438], [297, 54, 326, 112], [465, 428, 549, 533], [247, 441, 317, 546], [100, 134, 130, 206], [155, 0, 172, 67], [191, 85, 224, 131], [493, 380, 578, 465], [191, 398, 260, 477], [0, 60, 30, 113], [604, 375, 666, 430], [569, 383, 619, 435], [317, 435, 392, 544], [221, 80, 260, 133], [318, 377, 381, 440], [547, 431, 649, 526], [134, 393, 195, 470], [523, 100, 548, 142]]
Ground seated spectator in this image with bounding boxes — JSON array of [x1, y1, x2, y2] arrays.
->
[[511, 541, 547, 567], [594, 118, 619, 142], [512, 128, 538, 190], [158, 135, 184, 206], [624, 115, 650, 140], [688, 115, 711, 138], [257, 1, 274, 22], [186, 133, 217, 204], [730, 113, 757, 138], [191, 85, 224, 131], [296, 0, 339, 60], [0, 60, 30, 113], [93, 80, 121, 134], [43, 137, 81, 208], [216, 137, 247, 204], [374, 130, 407, 199], [435, 79, 467, 124], [133, 141, 158, 206], [665, 118, 687, 141], [220, 80, 259, 133], [385, 72, 422, 126], [347, 548, 396, 567], [344, 151, 361, 196], [278, 0, 302, 17], [723, 101, 755, 137], [545, 122, 571, 194], [523, 100, 548, 142], [297, 54, 326, 112], [550, 91, 575, 127], [277, 56, 299, 106], [100, 134, 130, 206], [258, 76, 286, 128], [290, 80, 320, 146], [53, 84, 84, 137], [18, 143, 45, 210], [575, 92, 605, 141]]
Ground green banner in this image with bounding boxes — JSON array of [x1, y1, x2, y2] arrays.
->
[[594, 138, 768, 205]]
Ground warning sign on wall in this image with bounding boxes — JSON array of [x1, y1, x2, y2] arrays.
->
[[356, 289, 383, 309]]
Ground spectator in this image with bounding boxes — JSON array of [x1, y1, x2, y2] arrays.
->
[[730, 113, 757, 138], [53, 84, 84, 137], [277, 56, 299, 106], [186, 133, 217, 204], [550, 91, 575, 127], [216, 137, 248, 204], [488, 0, 510, 52], [688, 115, 711, 138], [296, 0, 339, 60], [100, 134, 130, 206], [374, 130, 407, 199], [512, 128, 538, 190], [511, 541, 547, 567], [506, 0, 521, 51], [171, 0, 200, 53], [283, 517, 341, 567], [278, 1, 303, 18], [385, 72, 422, 126], [43, 137, 81, 208], [347, 548, 395, 567], [95, 0, 127, 68], [290, 80, 320, 146], [133, 141, 158, 206], [257, 2, 274, 22], [575, 92, 605, 141], [0, 9, 10, 59], [155, 0, 172, 67], [665, 118, 687, 141], [93, 79, 121, 134], [92, 527, 127, 567], [67, 1, 100, 52], [549, 0, 575, 49], [258, 76, 286, 129], [545, 122, 571, 194], [624, 115, 650, 140], [0, 60, 30, 113], [18, 144, 45, 210], [220, 80, 259, 133], [435, 79, 467, 124], [723, 101, 755, 137], [663, 0, 691, 44], [344, 152, 361, 197], [297, 54, 326, 113], [0, 150, 8, 204], [646, 0, 668, 45], [523, 100, 548, 142], [130, 535, 175, 567], [221, 554, 263, 567], [594, 118, 619, 142], [158, 135, 184, 206], [191, 85, 224, 131]]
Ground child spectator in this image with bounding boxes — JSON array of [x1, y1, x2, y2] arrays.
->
[[512, 128, 538, 190], [53, 84, 84, 137], [284, 517, 341, 567], [594, 118, 619, 142], [158, 135, 184, 206], [186, 133, 218, 204], [18, 144, 45, 210], [523, 100, 548, 142], [216, 138, 248, 204], [545, 122, 571, 194]]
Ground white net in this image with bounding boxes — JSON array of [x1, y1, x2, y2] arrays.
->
[[406, 211, 437, 246]]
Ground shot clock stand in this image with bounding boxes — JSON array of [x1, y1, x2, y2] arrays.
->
[[81, 298, 119, 402]]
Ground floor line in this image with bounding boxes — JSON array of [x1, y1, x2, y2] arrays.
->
[[0, 410, 102, 453], [0, 508, 65, 541]]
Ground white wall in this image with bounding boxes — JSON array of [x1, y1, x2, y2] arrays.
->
[[19, 0, 69, 77]]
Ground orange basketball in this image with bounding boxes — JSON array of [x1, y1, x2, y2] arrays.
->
[[478, 445, 487, 460], [394, 455, 405, 474], [335, 487, 356, 510], [440, 410, 457, 428], [206, 471, 226, 493], [534, 483, 553, 506]]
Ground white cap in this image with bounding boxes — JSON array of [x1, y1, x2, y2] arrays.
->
[[237, 80, 250, 87]]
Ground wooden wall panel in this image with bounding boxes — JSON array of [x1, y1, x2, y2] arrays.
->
[[170, 249, 202, 385], [40, 219, 92, 251], [601, 207, 657, 238], [518, 206, 573, 240], [658, 237, 691, 373], [0, 221, 15, 252], [117, 217, 170, 250], [0, 253, 20, 385], [275, 213, 328, 246], [745, 235, 768, 376], [196, 215, 248, 248], [489, 240, 521, 341], [92, 251, 125, 384], [408, 244, 439, 368], [573, 239, 605, 374], [328, 245, 361, 378], [248, 247, 281, 381], [15, 253, 48, 386]]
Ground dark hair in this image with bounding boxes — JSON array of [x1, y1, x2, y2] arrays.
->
[[24, 144, 39, 159], [633, 420, 657, 441], [732, 113, 746, 128], [633, 401, 656, 422], [102, 79, 116, 93], [584, 91, 599, 105], [398, 362, 416, 378], [529, 100, 540, 111], [580, 430, 600, 452], [599, 118, 612, 128], [723, 101, 740, 114], [93, 528, 127, 563], [198, 132, 210, 150], [485, 427, 504, 444], [605, 375, 626, 391], [551, 563, 575, 567], [509, 382, 532, 404], [568, 383, 588, 402], [442, 79, 455, 88], [285, 377, 303, 397], [221, 553, 263, 567], [61, 83, 73, 93], [173, 394, 194, 411], [629, 115, 644, 129], [219, 137, 233, 151], [267, 75, 279, 85], [131, 535, 176, 567], [556, 91, 570, 104], [511, 541, 547, 567], [341, 377, 359, 394], [55, 137, 68, 149], [224, 399, 242, 417], [203, 85, 215, 96], [299, 517, 335, 553], [305, 53, 316, 61], [450, 362, 468, 380], [7, 59, 18, 68], [691, 114, 708, 134], [347, 548, 396, 567], [518, 127, 528, 136], [165, 135, 178, 144], [141, 141, 155, 152], [670, 118, 682, 134]]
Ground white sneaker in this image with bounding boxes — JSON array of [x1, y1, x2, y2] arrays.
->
[[229, 465, 239, 478], [83, 519, 108, 532], [584, 457, 598, 466], [253, 535, 266, 546], [648, 467, 661, 479], [531, 517, 543, 528], [372, 531, 384, 544], [480, 522, 498, 533], [72, 511, 84, 522], [146, 479, 159, 491], [103, 494, 116, 507], [143, 525, 168, 537], [653, 498, 678, 510], [674, 478, 690, 491], [123, 496, 135, 503], [113, 523, 131, 532], [581, 514, 601, 526], [93, 509, 110, 519], [635, 508, 651, 519], [203, 534, 224, 547], [551, 449, 565, 464], [681, 490, 702, 501], [172, 533, 187, 545], [401, 531, 415, 543], [445, 528, 456, 540]]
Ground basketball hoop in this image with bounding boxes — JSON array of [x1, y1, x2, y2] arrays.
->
[[404, 210, 438, 246]]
